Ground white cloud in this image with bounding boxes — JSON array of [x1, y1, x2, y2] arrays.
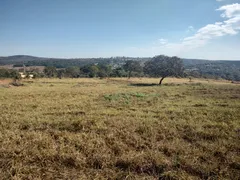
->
[[224, 16, 240, 29], [178, 3, 240, 49], [217, 3, 240, 18], [123, 3, 240, 59]]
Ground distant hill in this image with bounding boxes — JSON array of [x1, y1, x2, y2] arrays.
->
[[1, 55, 240, 81], [0, 55, 47, 64], [1, 55, 239, 67], [183, 58, 240, 68], [0, 55, 151, 68], [183, 59, 240, 81]]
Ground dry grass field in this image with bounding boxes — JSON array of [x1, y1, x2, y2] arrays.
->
[[0, 78, 240, 179]]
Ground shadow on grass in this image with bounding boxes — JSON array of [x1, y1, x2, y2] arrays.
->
[[130, 83, 185, 87], [129, 83, 159, 87]]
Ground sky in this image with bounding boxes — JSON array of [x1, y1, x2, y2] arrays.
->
[[0, 0, 240, 60]]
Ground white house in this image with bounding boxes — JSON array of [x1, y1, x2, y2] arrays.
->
[[19, 72, 26, 78], [19, 72, 34, 79]]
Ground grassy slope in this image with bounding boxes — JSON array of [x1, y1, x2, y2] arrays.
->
[[0, 78, 239, 179]]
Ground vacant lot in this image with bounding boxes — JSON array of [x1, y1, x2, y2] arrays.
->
[[0, 78, 239, 179]]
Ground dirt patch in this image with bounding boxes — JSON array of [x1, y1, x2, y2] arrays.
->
[[0, 79, 12, 85]]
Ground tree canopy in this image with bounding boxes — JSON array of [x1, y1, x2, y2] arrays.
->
[[144, 55, 184, 84], [123, 60, 142, 78], [44, 66, 57, 78], [65, 66, 81, 78]]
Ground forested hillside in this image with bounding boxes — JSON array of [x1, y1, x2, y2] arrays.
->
[[0, 55, 240, 81]]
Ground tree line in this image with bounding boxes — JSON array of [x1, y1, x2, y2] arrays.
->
[[0, 55, 184, 85], [1, 54, 240, 82], [43, 55, 183, 84]]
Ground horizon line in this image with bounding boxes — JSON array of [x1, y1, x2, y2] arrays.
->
[[1, 54, 240, 61]]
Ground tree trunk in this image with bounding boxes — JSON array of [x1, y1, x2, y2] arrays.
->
[[128, 71, 132, 79], [159, 77, 165, 85]]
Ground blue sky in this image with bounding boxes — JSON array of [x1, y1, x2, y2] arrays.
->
[[0, 0, 240, 59]]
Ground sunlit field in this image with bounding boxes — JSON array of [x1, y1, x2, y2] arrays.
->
[[0, 78, 239, 179]]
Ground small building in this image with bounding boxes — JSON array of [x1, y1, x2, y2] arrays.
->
[[29, 74, 34, 79], [19, 72, 34, 79], [19, 72, 26, 79]]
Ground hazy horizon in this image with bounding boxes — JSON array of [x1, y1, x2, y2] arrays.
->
[[1, 0, 240, 60], [1, 54, 240, 61]]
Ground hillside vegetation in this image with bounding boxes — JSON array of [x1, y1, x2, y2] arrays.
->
[[1, 55, 240, 81], [0, 78, 239, 179]]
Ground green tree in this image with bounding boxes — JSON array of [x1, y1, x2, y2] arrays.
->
[[80, 65, 99, 77], [111, 67, 127, 77], [144, 55, 184, 85], [0, 69, 9, 78], [0, 69, 21, 78], [97, 64, 112, 78], [65, 66, 80, 78], [89, 65, 99, 77], [44, 66, 57, 78], [123, 60, 142, 78], [57, 69, 66, 79], [11, 70, 21, 81], [81, 65, 91, 76]]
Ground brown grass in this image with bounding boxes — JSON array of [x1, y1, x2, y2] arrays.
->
[[0, 78, 239, 179]]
